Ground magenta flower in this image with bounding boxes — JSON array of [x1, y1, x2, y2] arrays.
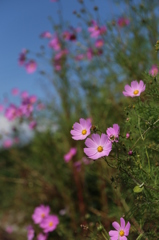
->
[[126, 133, 130, 139], [88, 20, 106, 38], [25, 60, 37, 74], [21, 91, 29, 99], [29, 121, 37, 130], [64, 147, 77, 163], [149, 65, 158, 76], [128, 150, 133, 155], [49, 36, 61, 51], [37, 233, 48, 240], [84, 133, 112, 160], [117, 17, 130, 27], [40, 215, 59, 233], [5, 226, 13, 234], [95, 39, 104, 48], [70, 118, 92, 140], [5, 104, 18, 121], [27, 225, 34, 240], [106, 124, 120, 142], [12, 88, 19, 95], [109, 217, 130, 240], [3, 139, 13, 148], [18, 49, 27, 66], [32, 205, 50, 224], [40, 31, 52, 39], [123, 80, 146, 97]]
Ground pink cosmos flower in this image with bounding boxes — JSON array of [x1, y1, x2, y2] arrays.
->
[[37, 233, 48, 240], [29, 121, 37, 130], [18, 49, 27, 66], [149, 65, 158, 76], [32, 205, 50, 224], [3, 139, 13, 148], [106, 124, 120, 142], [49, 36, 61, 51], [5, 104, 18, 121], [126, 133, 130, 139], [27, 225, 34, 240], [29, 95, 37, 104], [40, 215, 59, 233], [117, 17, 130, 27], [25, 60, 37, 74], [40, 31, 52, 39], [84, 133, 112, 160], [95, 39, 104, 48], [123, 80, 146, 97], [64, 147, 77, 163], [88, 20, 106, 38], [70, 118, 92, 140], [5, 226, 13, 234], [12, 88, 19, 95], [109, 217, 130, 240], [21, 91, 29, 99], [54, 49, 68, 71]]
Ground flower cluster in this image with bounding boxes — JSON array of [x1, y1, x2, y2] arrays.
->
[[70, 118, 120, 160], [117, 17, 130, 27], [28, 205, 59, 240], [18, 49, 37, 73]]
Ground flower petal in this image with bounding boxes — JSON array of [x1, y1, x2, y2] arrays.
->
[[120, 218, 125, 229], [85, 138, 97, 148], [124, 221, 130, 236], [112, 221, 120, 231], [109, 230, 119, 237], [91, 134, 101, 144]]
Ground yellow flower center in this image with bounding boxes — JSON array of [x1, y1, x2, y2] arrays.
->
[[41, 213, 45, 218], [119, 230, 124, 236], [97, 146, 103, 152], [49, 221, 53, 227], [82, 129, 87, 135], [133, 90, 139, 95]]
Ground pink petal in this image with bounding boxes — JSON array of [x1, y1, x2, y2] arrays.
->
[[120, 218, 125, 229], [131, 80, 138, 89], [109, 230, 119, 237], [73, 122, 83, 131], [120, 236, 127, 240], [124, 221, 130, 235], [84, 148, 97, 157], [85, 138, 97, 148], [79, 118, 87, 127], [70, 130, 81, 136], [124, 84, 132, 93], [100, 133, 108, 145], [112, 221, 120, 231], [91, 134, 101, 144]]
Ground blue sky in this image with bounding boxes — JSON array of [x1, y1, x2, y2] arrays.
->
[[0, 0, 123, 102]]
